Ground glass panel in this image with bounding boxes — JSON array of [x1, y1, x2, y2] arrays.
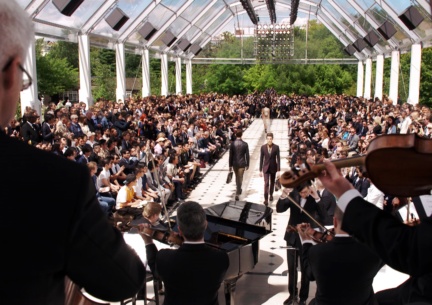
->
[[167, 16, 189, 37], [194, 33, 210, 46], [146, 3, 175, 29], [413, 3, 432, 39], [356, 0, 375, 11], [194, 1, 226, 29], [203, 10, 232, 36], [16, 0, 32, 8], [321, 0, 361, 39], [334, 0, 362, 22], [34, 22, 76, 40], [366, 3, 410, 42], [318, 12, 352, 44], [179, 0, 213, 23], [91, 0, 153, 39], [35, 0, 106, 29]]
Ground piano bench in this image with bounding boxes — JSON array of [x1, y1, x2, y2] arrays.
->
[[120, 272, 160, 305]]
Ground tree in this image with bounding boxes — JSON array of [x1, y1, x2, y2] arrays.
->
[[35, 39, 78, 97]]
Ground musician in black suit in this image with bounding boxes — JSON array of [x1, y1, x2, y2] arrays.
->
[[276, 183, 326, 305], [141, 201, 229, 305], [0, 3, 145, 302], [259, 133, 280, 205], [316, 179, 336, 226], [299, 207, 382, 305], [319, 160, 432, 305]]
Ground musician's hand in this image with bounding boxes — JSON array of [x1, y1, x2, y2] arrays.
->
[[138, 224, 154, 245], [318, 159, 354, 199], [296, 223, 312, 242]]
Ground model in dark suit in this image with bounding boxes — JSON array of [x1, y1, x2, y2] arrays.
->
[[299, 209, 382, 305], [229, 130, 249, 200], [276, 184, 326, 305], [259, 133, 280, 205], [142, 201, 229, 305], [318, 160, 432, 305]]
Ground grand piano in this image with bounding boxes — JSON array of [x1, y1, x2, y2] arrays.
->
[[127, 200, 272, 305], [206, 201, 272, 304], [168, 201, 272, 305]]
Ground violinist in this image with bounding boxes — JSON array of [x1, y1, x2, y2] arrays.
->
[[318, 159, 432, 305], [140, 201, 229, 305], [276, 182, 326, 305], [298, 207, 382, 305]]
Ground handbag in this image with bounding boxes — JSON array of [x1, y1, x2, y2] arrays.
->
[[226, 171, 233, 184]]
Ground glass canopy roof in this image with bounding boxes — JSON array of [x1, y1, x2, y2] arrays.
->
[[19, 0, 432, 60]]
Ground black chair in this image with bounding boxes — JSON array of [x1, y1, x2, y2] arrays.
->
[[120, 271, 160, 305]]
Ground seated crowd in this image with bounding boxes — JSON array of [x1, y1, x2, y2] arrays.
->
[[285, 94, 432, 218], [4, 93, 259, 221]]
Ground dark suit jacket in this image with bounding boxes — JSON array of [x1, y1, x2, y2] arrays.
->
[[319, 189, 336, 226], [229, 139, 249, 168], [343, 196, 432, 304], [119, 157, 138, 175], [354, 177, 370, 197], [146, 243, 229, 305], [259, 144, 280, 173], [0, 131, 145, 305], [21, 121, 40, 144], [302, 237, 382, 305], [276, 192, 326, 245]]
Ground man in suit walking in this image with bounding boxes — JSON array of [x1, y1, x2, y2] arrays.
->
[[259, 133, 280, 205], [276, 183, 326, 305], [229, 130, 250, 201], [0, 1, 146, 303], [298, 208, 382, 305], [141, 201, 229, 305]]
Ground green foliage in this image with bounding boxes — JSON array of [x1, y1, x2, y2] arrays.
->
[[35, 39, 78, 96], [193, 22, 355, 95], [420, 47, 432, 107], [91, 47, 115, 101], [205, 64, 246, 95]]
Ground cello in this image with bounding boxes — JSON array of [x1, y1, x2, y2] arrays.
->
[[280, 134, 432, 198]]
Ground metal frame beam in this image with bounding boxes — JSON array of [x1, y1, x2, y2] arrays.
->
[[373, 0, 419, 42], [26, 0, 50, 18], [82, 0, 117, 34], [164, 0, 218, 53], [317, 14, 363, 60], [189, 15, 234, 58], [118, 0, 162, 43], [320, 7, 372, 57], [146, 0, 194, 47], [189, 6, 230, 44], [328, 0, 386, 54], [347, 0, 398, 49]]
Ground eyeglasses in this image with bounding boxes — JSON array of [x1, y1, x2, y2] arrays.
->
[[2, 58, 32, 91]]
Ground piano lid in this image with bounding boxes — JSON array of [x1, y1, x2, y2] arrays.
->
[[205, 201, 273, 231]]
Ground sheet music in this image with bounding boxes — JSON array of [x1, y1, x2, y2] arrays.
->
[[419, 195, 432, 217], [398, 202, 419, 221]]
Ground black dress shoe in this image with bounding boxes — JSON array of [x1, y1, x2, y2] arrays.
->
[[264, 200, 268, 206], [283, 297, 294, 305], [298, 300, 307, 305], [270, 195, 273, 201], [235, 195, 239, 201]]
